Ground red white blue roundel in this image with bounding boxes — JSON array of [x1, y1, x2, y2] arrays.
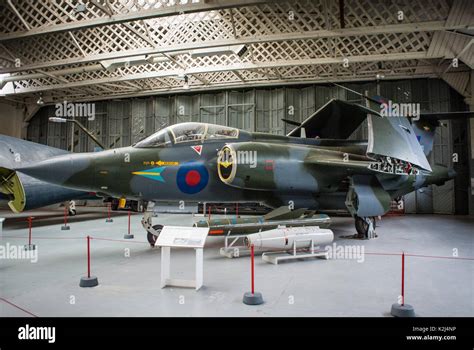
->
[[176, 162, 209, 194]]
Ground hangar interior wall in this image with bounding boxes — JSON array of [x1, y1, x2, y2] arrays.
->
[[0, 101, 25, 138], [26, 78, 470, 214]]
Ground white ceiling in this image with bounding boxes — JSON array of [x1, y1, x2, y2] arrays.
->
[[0, 0, 472, 106]]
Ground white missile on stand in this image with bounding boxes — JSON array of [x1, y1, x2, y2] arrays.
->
[[244, 226, 334, 251]]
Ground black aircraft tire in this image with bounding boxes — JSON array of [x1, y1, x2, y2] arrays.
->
[[147, 224, 163, 247], [130, 200, 139, 212], [355, 216, 375, 237]]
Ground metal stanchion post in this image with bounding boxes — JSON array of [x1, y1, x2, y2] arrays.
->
[[243, 244, 264, 305], [79, 235, 99, 287], [123, 210, 134, 239], [24, 217, 36, 251], [391, 252, 415, 317], [61, 205, 70, 230]]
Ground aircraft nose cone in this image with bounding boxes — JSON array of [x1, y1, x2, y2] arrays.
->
[[18, 153, 92, 188], [448, 168, 457, 179]]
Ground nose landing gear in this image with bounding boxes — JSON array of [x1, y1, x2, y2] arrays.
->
[[146, 225, 163, 246], [141, 202, 163, 247], [355, 216, 377, 239]]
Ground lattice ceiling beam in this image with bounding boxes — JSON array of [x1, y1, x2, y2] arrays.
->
[[2, 20, 471, 74], [0, 0, 274, 42], [5, 0, 31, 31], [2, 51, 444, 96], [18, 70, 445, 105]]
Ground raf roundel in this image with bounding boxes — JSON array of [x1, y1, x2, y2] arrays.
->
[[176, 162, 209, 194]]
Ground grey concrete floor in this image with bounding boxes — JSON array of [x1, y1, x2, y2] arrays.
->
[[0, 208, 473, 317]]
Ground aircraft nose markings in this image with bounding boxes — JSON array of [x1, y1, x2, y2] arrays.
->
[[177, 162, 209, 194], [132, 167, 165, 182], [185, 170, 201, 186]]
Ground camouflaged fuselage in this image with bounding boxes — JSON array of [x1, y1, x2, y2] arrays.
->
[[18, 124, 453, 211]]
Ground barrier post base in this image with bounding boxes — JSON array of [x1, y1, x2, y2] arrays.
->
[[391, 303, 415, 317], [105, 218, 113, 223], [23, 244, 36, 251], [79, 276, 99, 288], [123, 234, 134, 239], [61, 225, 70, 230], [243, 292, 264, 305]]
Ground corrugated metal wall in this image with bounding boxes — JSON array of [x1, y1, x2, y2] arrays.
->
[[27, 78, 468, 214]]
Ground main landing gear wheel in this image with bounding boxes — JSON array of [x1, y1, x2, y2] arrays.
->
[[355, 216, 377, 239], [147, 224, 163, 247]]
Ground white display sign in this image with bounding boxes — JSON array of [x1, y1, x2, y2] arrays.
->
[[156, 226, 209, 248]]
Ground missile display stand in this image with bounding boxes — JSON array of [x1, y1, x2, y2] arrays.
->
[[156, 226, 209, 291], [219, 233, 251, 258], [261, 239, 329, 265]]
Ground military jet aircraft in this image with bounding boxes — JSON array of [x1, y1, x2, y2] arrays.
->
[[15, 98, 463, 244]]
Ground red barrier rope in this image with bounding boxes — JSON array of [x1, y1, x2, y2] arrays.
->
[[365, 251, 474, 261], [91, 237, 148, 244], [0, 297, 38, 317], [364, 251, 402, 257], [3, 236, 84, 240], [3, 231, 474, 261], [405, 253, 474, 261]]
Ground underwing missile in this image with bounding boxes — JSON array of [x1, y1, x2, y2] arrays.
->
[[193, 212, 331, 236], [244, 226, 334, 250]]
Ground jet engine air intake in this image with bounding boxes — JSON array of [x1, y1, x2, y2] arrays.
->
[[217, 145, 236, 183], [0, 167, 26, 213], [217, 143, 316, 192]]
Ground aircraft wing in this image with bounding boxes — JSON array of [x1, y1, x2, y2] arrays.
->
[[286, 97, 432, 172], [367, 114, 432, 172], [286, 99, 375, 139]]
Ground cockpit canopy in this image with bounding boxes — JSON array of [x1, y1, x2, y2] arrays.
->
[[134, 122, 239, 148]]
